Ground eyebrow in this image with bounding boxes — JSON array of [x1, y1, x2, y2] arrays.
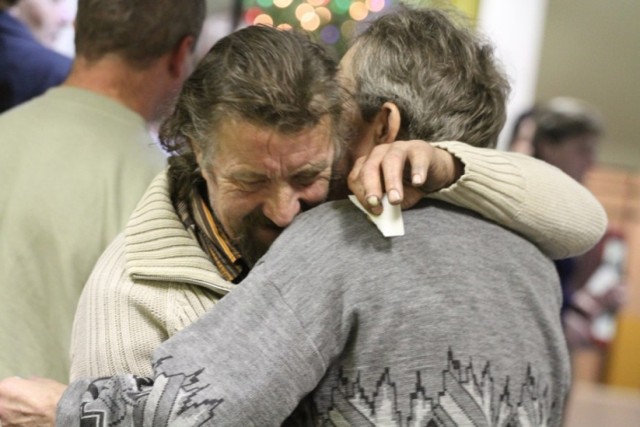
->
[[292, 161, 331, 176], [229, 161, 331, 182], [228, 170, 268, 182]]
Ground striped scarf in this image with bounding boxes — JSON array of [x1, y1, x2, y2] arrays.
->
[[175, 182, 249, 284]]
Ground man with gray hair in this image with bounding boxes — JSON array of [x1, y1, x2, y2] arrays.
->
[[44, 7, 577, 426], [0, 0, 205, 383]]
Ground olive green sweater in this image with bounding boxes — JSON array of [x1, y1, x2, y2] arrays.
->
[[0, 87, 165, 382]]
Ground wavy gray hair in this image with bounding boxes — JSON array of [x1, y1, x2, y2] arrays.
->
[[350, 5, 510, 148]]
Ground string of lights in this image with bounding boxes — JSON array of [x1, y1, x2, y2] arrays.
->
[[239, 0, 479, 55]]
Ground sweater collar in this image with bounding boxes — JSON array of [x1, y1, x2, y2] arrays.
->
[[123, 171, 235, 295]]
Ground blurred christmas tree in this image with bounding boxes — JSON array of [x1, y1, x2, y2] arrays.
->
[[237, 0, 479, 57]]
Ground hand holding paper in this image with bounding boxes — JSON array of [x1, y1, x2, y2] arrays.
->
[[348, 194, 405, 237]]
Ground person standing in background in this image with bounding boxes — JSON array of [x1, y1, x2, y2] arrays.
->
[[0, 0, 205, 382], [533, 98, 626, 349], [0, 0, 72, 113], [510, 98, 626, 350]]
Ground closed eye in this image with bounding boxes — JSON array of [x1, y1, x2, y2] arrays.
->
[[292, 170, 331, 188], [229, 172, 269, 191]]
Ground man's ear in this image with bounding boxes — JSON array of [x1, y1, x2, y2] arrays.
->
[[168, 35, 196, 79], [372, 102, 401, 145]]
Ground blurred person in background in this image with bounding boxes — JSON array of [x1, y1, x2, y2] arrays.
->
[[510, 97, 626, 350], [0, 0, 205, 383], [0, 0, 73, 113], [508, 107, 537, 156], [534, 98, 626, 349], [534, 97, 601, 183]]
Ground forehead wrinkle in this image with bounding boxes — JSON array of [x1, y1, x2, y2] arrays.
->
[[216, 116, 334, 176]]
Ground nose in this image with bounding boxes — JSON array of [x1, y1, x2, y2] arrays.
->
[[262, 185, 301, 228]]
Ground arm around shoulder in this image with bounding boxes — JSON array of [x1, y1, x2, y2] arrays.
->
[[428, 141, 607, 259]]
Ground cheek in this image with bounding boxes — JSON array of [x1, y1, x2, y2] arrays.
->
[[210, 186, 261, 226], [302, 181, 330, 205]]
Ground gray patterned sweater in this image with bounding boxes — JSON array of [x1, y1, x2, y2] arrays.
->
[[58, 199, 570, 426]]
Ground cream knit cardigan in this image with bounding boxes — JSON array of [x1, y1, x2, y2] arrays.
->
[[69, 141, 607, 380]]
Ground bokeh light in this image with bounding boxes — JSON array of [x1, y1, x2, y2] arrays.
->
[[300, 12, 321, 31], [240, 0, 480, 57], [349, 1, 369, 21], [295, 3, 315, 20], [367, 0, 385, 13], [330, 0, 351, 15], [320, 24, 340, 44], [340, 19, 357, 39], [315, 6, 332, 23], [273, 0, 293, 8], [256, 0, 274, 8], [254, 13, 274, 25], [244, 7, 264, 25]]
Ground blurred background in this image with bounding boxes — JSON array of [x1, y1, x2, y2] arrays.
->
[[46, 0, 640, 425]]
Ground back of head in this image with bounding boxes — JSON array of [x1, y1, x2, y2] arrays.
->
[[532, 97, 603, 182], [533, 97, 603, 148], [74, 0, 205, 67], [160, 25, 345, 197], [350, 6, 509, 148]]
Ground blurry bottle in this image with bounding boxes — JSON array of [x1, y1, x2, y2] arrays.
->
[[583, 234, 627, 346]]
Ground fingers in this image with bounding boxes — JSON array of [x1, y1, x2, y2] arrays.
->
[[348, 140, 437, 214], [407, 147, 433, 187], [349, 143, 406, 214], [378, 144, 407, 205], [348, 155, 384, 215], [378, 141, 436, 206]]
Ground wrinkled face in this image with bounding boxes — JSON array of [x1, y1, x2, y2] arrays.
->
[[537, 133, 599, 182], [197, 117, 335, 265], [14, 0, 72, 46]]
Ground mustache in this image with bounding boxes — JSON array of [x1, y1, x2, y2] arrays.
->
[[243, 208, 282, 231], [233, 209, 282, 267], [233, 200, 320, 266], [245, 199, 318, 230]]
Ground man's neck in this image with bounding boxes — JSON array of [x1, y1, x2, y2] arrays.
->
[[327, 155, 351, 201], [64, 55, 175, 124]]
